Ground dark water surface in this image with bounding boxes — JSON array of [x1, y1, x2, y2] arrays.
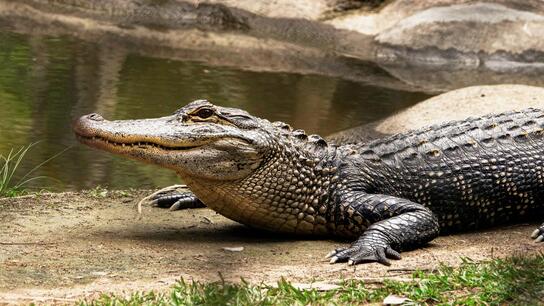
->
[[0, 29, 431, 190]]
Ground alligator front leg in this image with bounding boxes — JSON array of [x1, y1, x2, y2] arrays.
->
[[137, 184, 205, 213], [327, 193, 440, 266]]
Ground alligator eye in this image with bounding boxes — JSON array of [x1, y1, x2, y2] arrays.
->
[[194, 108, 214, 119]]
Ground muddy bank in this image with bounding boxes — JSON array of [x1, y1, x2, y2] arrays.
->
[[0, 190, 540, 304]]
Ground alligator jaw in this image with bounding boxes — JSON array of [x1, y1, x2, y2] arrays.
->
[[72, 113, 206, 164], [74, 133, 199, 154]]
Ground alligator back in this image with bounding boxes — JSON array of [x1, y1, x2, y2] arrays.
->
[[351, 108, 544, 232]]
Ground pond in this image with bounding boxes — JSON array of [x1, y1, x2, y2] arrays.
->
[[0, 28, 432, 191]]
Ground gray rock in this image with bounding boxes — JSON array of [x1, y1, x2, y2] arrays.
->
[[3, 0, 544, 89], [375, 2, 544, 68], [377, 84, 544, 134], [328, 85, 544, 142]]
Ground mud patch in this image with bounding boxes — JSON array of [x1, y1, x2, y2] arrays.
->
[[0, 191, 540, 304]]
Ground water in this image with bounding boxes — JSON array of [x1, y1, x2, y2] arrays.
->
[[0, 29, 431, 191]]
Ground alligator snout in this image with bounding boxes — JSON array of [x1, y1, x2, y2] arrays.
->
[[86, 113, 105, 121], [73, 113, 107, 138]]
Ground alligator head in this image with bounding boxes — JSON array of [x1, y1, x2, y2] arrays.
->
[[74, 100, 336, 233]]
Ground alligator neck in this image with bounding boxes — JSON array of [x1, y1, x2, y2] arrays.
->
[[182, 144, 340, 235]]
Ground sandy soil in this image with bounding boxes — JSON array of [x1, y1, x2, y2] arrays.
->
[[0, 190, 541, 304]]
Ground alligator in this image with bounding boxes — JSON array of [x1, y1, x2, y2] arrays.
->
[[73, 99, 544, 265]]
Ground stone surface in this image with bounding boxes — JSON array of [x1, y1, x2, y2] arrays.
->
[[191, 0, 329, 19], [327, 85, 544, 142], [327, 0, 447, 36], [376, 84, 544, 134], [4, 0, 544, 70], [376, 2, 544, 54], [373, 1, 544, 70], [2, 0, 544, 93]]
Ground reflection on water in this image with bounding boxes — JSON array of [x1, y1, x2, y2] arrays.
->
[[0, 29, 430, 190]]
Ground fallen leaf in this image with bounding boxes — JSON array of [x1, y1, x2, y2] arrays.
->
[[383, 294, 410, 305]]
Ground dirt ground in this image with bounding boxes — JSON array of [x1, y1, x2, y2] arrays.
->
[[0, 191, 541, 304]]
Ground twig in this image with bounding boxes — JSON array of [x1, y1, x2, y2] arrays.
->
[[5, 297, 78, 303], [360, 277, 414, 284], [334, 277, 414, 285], [387, 268, 417, 273], [387, 267, 432, 273]]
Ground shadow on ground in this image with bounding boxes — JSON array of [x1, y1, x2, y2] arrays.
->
[[0, 190, 540, 304]]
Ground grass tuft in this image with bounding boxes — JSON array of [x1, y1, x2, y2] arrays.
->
[[0, 142, 67, 197], [80, 254, 544, 305]]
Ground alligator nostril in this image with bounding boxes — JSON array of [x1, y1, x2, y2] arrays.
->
[[87, 113, 104, 121]]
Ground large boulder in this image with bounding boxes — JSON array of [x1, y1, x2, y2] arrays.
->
[[327, 84, 544, 143], [374, 2, 544, 68], [328, 1, 544, 91], [3, 0, 544, 92], [377, 84, 544, 133]]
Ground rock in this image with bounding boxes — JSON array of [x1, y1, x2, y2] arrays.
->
[[327, 85, 544, 142], [3, 0, 544, 90], [202, 0, 330, 19], [325, 121, 386, 145], [360, 1, 544, 92], [375, 2, 544, 68], [327, 1, 440, 36], [376, 63, 544, 93], [376, 84, 544, 134]]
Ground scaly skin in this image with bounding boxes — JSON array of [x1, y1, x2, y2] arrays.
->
[[73, 100, 544, 265]]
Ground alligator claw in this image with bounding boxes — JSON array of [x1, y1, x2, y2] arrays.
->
[[169, 201, 183, 211], [168, 196, 204, 211], [327, 244, 401, 266], [137, 185, 204, 213], [325, 248, 343, 259], [532, 224, 544, 243]]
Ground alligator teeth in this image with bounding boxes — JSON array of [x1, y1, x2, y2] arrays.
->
[[83, 135, 191, 151]]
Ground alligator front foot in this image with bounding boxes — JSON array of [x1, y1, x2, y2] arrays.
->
[[326, 233, 401, 266], [531, 223, 544, 243], [137, 185, 205, 213], [327, 193, 439, 266]]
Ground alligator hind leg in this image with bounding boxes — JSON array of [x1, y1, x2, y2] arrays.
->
[[531, 223, 544, 242], [137, 185, 205, 213], [326, 193, 440, 266]]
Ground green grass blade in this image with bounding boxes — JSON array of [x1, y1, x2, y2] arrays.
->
[[0, 142, 67, 197], [0, 148, 16, 194], [5, 145, 31, 191], [14, 175, 55, 189], [14, 142, 51, 186]]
